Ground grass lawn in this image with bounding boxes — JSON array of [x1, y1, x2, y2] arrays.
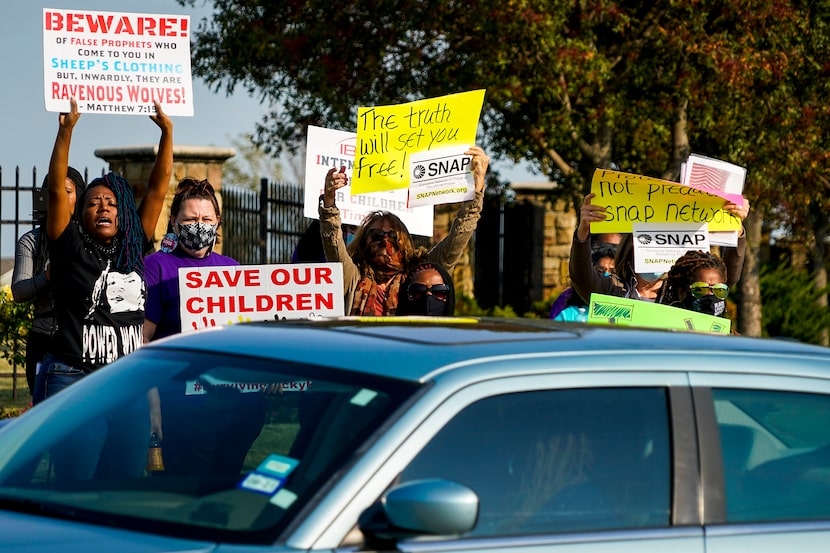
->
[[0, 358, 31, 411]]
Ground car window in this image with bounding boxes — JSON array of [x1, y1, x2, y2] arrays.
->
[[399, 387, 671, 537], [0, 349, 417, 543], [714, 389, 830, 523]]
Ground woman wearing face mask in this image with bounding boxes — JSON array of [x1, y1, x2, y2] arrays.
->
[[319, 146, 489, 315], [570, 192, 749, 304], [657, 250, 730, 317], [397, 262, 456, 316], [143, 178, 237, 341]]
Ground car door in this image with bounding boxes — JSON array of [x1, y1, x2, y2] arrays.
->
[[690, 363, 830, 552], [360, 370, 705, 553]]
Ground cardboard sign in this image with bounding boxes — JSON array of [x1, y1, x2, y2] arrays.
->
[[43, 8, 194, 116], [303, 125, 434, 236], [632, 223, 710, 274], [351, 90, 485, 195], [587, 293, 731, 334], [589, 169, 742, 233], [178, 263, 344, 333], [407, 145, 475, 207]]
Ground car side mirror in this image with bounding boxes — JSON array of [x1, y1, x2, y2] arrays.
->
[[360, 479, 479, 546]]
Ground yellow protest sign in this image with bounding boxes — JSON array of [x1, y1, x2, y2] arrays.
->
[[351, 90, 485, 195], [589, 169, 742, 233], [587, 293, 731, 334]]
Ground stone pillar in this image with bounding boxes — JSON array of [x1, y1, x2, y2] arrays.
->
[[94, 145, 235, 251]]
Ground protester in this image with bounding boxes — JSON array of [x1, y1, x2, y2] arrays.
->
[[657, 250, 730, 317], [40, 98, 172, 481], [11, 169, 85, 394], [142, 178, 265, 477], [397, 262, 456, 316], [570, 192, 750, 304], [319, 146, 489, 315], [550, 244, 616, 321], [143, 178, 238, 341]]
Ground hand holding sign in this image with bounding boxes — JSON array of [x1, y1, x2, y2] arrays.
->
[[323, 166, 348, 208], [468, 146, 490, 193], [577, 193, 609, 241]]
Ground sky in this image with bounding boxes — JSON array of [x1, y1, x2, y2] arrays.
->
[[0, 1, 543, 264]]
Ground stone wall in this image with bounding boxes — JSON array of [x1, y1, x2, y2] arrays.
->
[[95, 145, 235, 250], [511, 183, 577, 301]]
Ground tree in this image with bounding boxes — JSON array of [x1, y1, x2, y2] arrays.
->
[[180, 0, 830, 337], [222, 133, 307, 189]]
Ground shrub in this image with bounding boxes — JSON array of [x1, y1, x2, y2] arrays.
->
[[0, 285, 33, 370]]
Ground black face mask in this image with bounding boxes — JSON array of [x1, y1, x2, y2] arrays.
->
[[684, 294, 726, 317], [411, 295, 448, 316]]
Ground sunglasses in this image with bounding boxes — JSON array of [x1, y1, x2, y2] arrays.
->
[[367, 228, 398, 242], [407, 283, 450, 302], [689, 282, 729, 300]]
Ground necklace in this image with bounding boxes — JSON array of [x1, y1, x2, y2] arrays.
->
[[83, 232, 120, 258]]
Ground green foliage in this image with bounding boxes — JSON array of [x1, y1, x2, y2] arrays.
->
[[455, 294, 518, 318], [0, 286, 32, 370], [760, 263, 830, 345], [222, 133, 289, 189]]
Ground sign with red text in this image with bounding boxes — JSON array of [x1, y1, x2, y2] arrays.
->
[[178, 263, 344, 333], [304, 125, 434, 236], [43, 8, 194, 116]]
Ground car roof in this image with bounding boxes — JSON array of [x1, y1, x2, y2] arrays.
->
[[147, 317, 830, 383]]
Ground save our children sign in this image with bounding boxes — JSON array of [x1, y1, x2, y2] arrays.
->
[[178, 263, 345, 333], [42, 8, 194, 116]]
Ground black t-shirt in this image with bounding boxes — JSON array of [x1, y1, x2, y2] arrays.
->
[[49, 221, 145, 372]]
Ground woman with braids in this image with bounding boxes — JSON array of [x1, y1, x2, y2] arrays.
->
[[319, 146, 489, 315], [39, 98, 172, 481], [11, 168, 85, 396], [570, 192, 750, 303], [657, 250, 731, 317]]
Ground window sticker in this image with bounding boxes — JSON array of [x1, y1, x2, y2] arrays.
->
[[257, 454, 299, 479], [351, 389, 378, 406], [270, 488, 298, 509], [238, 472, 284, 495]]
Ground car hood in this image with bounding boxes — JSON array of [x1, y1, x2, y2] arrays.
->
[[0, 509, 217, 553]]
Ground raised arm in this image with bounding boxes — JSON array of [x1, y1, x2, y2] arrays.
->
[[46, 99, 80, 242], [426, 146, 489, 272], [138, 101, 173, 241]]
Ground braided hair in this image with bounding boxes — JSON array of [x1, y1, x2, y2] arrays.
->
[[85, 172, 145, 273], [657, 250, 727, 306]]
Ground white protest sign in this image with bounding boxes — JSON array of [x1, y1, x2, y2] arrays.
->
[[632, 223, 710, 274], [303, 125, 434, 236], [681, 153, 745, 205], [43, 8, 194, 116], [407, 145, 475, 208], [178, 263, 344, 333]]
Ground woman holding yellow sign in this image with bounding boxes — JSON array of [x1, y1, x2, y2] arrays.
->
[[570, 192, 749, 306], [319, 146, 489, 315]]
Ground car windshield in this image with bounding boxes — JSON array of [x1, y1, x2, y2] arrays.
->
[[0, 347, 417, 543]]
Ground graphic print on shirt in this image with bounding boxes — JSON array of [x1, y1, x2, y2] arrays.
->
[[82, 260, 146, 365]]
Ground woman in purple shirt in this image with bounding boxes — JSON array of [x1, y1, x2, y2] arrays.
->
[[143, 178, 238, 341]]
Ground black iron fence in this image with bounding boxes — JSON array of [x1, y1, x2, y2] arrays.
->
[[222, 178, 308, 264]]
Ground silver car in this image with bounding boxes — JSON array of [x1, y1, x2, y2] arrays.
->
[[1, 318, 830, 552]]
